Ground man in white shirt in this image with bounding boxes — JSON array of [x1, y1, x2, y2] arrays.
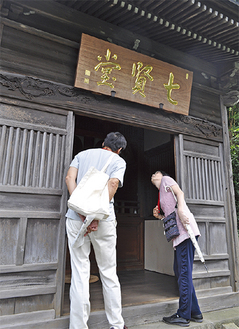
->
[[65, 132, 128, 329]]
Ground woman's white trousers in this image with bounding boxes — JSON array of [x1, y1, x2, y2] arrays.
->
[[66, 218, 124, 329]]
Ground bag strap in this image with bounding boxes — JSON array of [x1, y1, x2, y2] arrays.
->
[[101, 154, 115, 172], [157, 191, 160, 213], [165, 185, 178, 208]]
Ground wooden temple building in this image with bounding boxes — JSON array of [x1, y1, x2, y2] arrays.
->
[[0, 0, 238, 328]]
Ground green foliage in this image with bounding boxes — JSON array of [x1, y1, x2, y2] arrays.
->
[[228, 104, 239, 229]]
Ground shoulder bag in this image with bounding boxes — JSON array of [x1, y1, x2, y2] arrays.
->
[[67, 154, 115, 221], [159, 185, 180, 242]]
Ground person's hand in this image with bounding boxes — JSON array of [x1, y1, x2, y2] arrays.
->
[[84, 220, 99, 236], [153, 206, 164, 220], [153, 205, 164, 219], [153, 206, 159, 218], [177, 207, 190, 228], [78, 213, 86, 222]]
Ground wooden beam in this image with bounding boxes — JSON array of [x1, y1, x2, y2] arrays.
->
[[16, 217, 28, 266], [0, 185, 62, 195], [0, 118, 67, 135], [220, 95, 239, 291], [0, 22, 3, 45], [0, 263, 58, 274], [7, 0, 218, 77], [0, 310, 55, 327], [0, 71, 223, 142], [54, 111, 75, 318], [1, 17, 79, 48], [0, 285, 56, 299], [0, 210, 61, 219], [192, 270, 231, 279], [0, 315, 69, 329]]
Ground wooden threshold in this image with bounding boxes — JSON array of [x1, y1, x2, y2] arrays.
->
[[63, 269, 178, 315]]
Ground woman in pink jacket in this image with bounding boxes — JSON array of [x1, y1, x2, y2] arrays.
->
[[151, 170, 203, 326]]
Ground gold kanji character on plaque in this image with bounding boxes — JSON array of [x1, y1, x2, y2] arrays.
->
[[94, 49, 121, 88], [131, 62, 153, 98], [163, 72, 180, 105]]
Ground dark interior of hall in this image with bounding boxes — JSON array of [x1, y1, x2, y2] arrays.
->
[[64, 114, 177, 314]]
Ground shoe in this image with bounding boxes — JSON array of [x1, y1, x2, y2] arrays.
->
[[110, 326, 128, 329], [191, 313, 203, 322], [163, 313, 190, 327]]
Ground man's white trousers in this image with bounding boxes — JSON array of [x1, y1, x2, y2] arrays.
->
[[66, 218, 124, 329]]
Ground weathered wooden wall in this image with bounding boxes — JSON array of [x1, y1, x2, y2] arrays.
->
[[0, 97, 74, 325], [175, 135, 232, 291], [0, 0, 222, 128], [0, 1, 238, 327]]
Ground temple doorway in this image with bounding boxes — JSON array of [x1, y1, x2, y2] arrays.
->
[[64, 114, 176, 314]]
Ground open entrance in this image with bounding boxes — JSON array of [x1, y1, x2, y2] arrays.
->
[[63, 114, 178, 315]]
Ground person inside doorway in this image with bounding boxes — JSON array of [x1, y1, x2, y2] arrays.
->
[[151, 170, 203, 326], [65, 132, 128, 329]]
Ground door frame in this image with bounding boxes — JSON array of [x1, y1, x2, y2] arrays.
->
[[174, 133, 237, 292]]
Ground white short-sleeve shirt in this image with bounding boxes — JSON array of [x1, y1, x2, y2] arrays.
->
[[66, 148, 126, 221]]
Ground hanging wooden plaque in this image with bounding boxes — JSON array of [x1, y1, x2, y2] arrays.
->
[[75, 34, 193, 115]]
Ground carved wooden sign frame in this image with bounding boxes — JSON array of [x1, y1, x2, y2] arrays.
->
[[75, 34, 193, 116]]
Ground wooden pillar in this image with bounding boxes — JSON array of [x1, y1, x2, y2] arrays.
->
[[220, 95, 239, 292]]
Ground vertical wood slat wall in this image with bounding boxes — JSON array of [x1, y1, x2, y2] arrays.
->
[[184, 153, 223, 202], [177, 135, 231, 292], [0, 125, 65, 189], [0, 101, 72, 321]]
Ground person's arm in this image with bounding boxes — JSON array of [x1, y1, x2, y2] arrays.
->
[[108, 177, 120, 201], [65, 166, 86, 223], [65, 166, 78, 195], [171, 184, 190, 227]]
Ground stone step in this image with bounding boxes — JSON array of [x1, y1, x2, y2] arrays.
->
[[222, 324, 239, 329], [127, 307, 239, 329], [87, 291, 239, 329]]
